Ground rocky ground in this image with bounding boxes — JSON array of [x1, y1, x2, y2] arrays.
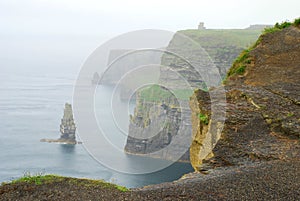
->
[[0, 160, 299, 200]]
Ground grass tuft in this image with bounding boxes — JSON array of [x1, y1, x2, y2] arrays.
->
[[198, 113, 209, 125], [11, 173, 63, 185], [226, 50, 250, 78], [116, 185, 129, 192], [294, 18, 300, 26]]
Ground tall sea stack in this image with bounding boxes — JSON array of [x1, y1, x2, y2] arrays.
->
[[59, 103, 76, 142]]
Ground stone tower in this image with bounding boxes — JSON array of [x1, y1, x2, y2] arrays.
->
[[198, 22, 206, 30]]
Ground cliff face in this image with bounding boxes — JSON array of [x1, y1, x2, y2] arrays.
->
[[125, 95, 191, 161], [125, 29, 261, 161], [190, 25, 300, 171], [124, 86, 191, 161]]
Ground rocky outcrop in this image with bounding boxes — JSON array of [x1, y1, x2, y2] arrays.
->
[[190, 25, 300, 171]]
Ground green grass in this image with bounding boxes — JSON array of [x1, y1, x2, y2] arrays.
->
[[179, 29, 262, 49], [226, 50, 250, 78], [294, 18, 300, 26], [236, 65, 246, 74], [263, 18, 300, 35], [5, 173, 129, 192], [10, 173, 63, 185], [139, 84, 193, 102], [198, 113, 209, 125], [116, 185, 129, 192], [139, 85, 172, 102]]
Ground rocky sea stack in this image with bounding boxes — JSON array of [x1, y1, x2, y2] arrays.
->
[[41, 103, 80, 145]]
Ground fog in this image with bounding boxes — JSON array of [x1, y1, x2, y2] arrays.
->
[[0, 0, 299, 75]]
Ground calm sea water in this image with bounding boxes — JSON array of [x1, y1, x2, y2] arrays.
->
[[0, 67, 193, 188]]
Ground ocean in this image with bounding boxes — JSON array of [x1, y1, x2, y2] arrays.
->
[[0, 65, 193, 188]]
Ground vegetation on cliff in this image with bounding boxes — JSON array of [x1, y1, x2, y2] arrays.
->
[[139, 84, 192, 102], [4, 174, 128, 192], [263, 18, 300, 34], [226, 18, 300, 80]]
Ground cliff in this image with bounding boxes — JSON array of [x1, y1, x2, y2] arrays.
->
[[125, 28, 262, 161], [125, 85, 191, 161], [190, 21, 300, 171]]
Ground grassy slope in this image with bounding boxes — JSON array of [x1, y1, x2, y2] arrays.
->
[[2, 174, 128, 192], [179, 29, 262, 48], [226, 18, 300, 80]]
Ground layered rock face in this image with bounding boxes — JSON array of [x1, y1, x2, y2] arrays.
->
[[190, 25, 300, 171], [124, 85, 192, 161], [125, 97, 191, 161], [125, 29, 261, 161]]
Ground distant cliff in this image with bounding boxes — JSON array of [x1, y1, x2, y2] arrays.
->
[[190, 20, 300, 171]]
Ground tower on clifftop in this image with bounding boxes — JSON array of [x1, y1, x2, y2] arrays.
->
[[198, 22, 206, 30]]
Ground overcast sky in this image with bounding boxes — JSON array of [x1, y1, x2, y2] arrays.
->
[[1, 0, 300, 36], [0, 0, 299, 75]]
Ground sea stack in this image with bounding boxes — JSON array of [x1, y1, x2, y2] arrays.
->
[[41, 103, 80, 144], [59, 103, 76, 142]]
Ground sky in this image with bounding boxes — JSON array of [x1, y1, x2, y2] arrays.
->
[[0, 0, 299, 75], [1, 0, 299, 36]]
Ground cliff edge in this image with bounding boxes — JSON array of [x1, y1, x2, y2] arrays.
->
[[190, 21, 300, 171]]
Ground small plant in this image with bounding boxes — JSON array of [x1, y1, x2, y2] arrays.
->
[[116, 185, 129, 192], [235, 49, 250, 63], [274, 21, 292, 29], [245, 59, 251, 64], [236, 65, 246, 74], [294, 18, 300, 26], [287, 112, 294, 117], [198, 113, 209, 125]]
